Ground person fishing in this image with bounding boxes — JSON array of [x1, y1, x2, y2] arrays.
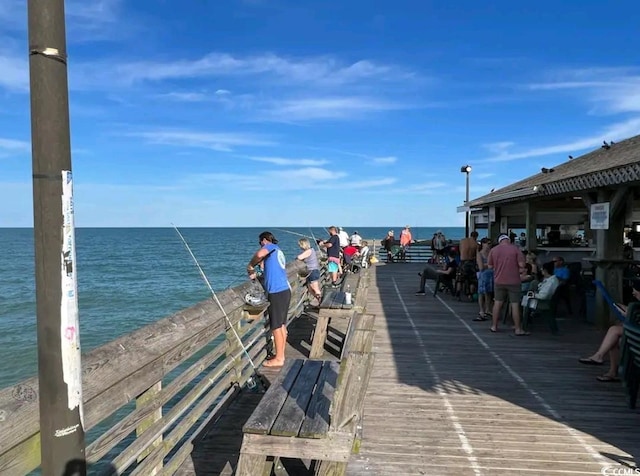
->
[[247, 231, 291, 368]]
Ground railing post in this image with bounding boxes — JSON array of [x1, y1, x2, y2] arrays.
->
[[226, 312, 244, 381], [136, 382, 163, 473]]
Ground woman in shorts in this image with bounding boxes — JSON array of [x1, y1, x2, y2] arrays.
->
[[297, 238, 322, 302]]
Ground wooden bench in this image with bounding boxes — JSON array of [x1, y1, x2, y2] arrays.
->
[[236, 324, 376, 475], [309, 271, 368, 359]]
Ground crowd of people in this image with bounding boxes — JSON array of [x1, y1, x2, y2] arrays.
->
[[416, 231, 571, 337], [247, 226, 632, 384]]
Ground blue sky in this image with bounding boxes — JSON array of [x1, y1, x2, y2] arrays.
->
[[1, 0, 640, 227]]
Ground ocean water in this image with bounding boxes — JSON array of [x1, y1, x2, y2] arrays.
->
[[0, 226, 464, 388]]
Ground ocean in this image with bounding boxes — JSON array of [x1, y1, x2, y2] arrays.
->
[[0, 226, 464, 388]]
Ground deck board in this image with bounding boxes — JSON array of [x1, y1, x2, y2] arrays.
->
[[178, 263, 640, 475]]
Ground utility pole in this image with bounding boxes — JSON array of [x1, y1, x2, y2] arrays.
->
[[28, 1, 87, 474]]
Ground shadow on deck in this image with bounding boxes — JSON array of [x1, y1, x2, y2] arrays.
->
[[179, 263, 640, 475]]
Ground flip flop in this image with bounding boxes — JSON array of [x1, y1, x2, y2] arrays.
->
[[511, 332, 531, 337], [490, 328, 498, 333], [473, 315, 488, 321], [579, 357, 604, 366], [596, 374, 620, 382]]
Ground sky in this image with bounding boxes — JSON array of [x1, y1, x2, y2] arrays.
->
[[1, 0, 640, 227]]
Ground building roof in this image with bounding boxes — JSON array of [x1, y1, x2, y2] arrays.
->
[[468, 134, 640, 207]]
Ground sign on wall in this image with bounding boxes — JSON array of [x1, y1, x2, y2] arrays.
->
[[590, 202, 610, 230]]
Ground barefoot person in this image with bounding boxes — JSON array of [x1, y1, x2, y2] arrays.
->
[[247, 231, 291, 368], [579, 281, 640, 382]]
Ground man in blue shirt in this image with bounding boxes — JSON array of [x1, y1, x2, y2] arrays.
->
[[553, 256, 570, 281], [247, 231, 291, 368]]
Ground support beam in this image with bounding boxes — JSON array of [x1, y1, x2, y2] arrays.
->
[[524, 202, 538, 251], [594, 188, 629, 328], [488, 207, 501, 240], [28, 1, 87, 474]]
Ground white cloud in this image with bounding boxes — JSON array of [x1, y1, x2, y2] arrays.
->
[[128, 130, 275, 151], [105, 53, 409, 87], [0, 137, 30, 152], [262, 96, 406, 121], [527, 67, 640, 115], [372, 156, 397, 165], [485, 117, 640, 162], [409, 181, 448, 192], [160, 92, 209, 102], [0, 55, 28, 91], [248, 156, 329, 166]]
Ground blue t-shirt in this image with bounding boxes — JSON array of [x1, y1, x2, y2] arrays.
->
[[554, 266, 570, 281], [262, 243, 290, 294]]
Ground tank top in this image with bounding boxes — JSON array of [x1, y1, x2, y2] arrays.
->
[[262, 243, 290, 294], [303, 249, 320, 271]]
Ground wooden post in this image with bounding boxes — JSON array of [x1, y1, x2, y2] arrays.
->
[[226, 311, 244, 380], [524, 201, 537, 251], [28, 1, 87, 474], [136, 382, 163, 473], [488, 207, 501, 240], [594, 188, 628, 328]]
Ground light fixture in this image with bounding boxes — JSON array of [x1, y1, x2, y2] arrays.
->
[[460, 165, 472, 236], [533, 186, 539, 192]]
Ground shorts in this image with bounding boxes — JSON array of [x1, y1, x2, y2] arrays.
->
[[306, 268, 320, 284], [267, 288, 291, 329], [478, 270, 494, 294], [461, 260, 477, 281], [327, 262, 339, 273], [494, 284, 521, 303]]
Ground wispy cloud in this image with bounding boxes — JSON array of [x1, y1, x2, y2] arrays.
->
[[372, 156, 397, 165], [128, 130, 275, 151], [248, 156, 329, 166], [527, 67, 640, 115], [159, 92, 209, 102], [484, 117, 640, 162], [0, 137, 30, 154], [409, 181, 448, 192], [105, 53, 412, 87], [262, 96, 407, 121], [0, 55, 28, 91]]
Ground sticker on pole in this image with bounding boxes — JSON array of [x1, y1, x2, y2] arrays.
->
[[60, 171, 84, 426]]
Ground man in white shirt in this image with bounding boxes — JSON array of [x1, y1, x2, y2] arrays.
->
[[350, 230, 362, 248], [338, 227, 350, 248]]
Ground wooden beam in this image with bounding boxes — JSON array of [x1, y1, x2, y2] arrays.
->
[[238, 433, 353, 461]]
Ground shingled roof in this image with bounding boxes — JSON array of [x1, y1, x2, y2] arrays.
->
[[468, 134, 640, 207]]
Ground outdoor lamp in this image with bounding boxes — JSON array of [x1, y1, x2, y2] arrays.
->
[[460, 165, 472, 236]]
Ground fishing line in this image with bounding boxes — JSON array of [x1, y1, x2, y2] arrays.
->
[[172, 225, 265, 390]]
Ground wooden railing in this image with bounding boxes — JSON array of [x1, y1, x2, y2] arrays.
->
[[372, 240, 436, 263], [0, 261, 309, 475]]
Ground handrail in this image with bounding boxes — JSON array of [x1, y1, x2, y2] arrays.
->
[[0, 260, 310, 475]]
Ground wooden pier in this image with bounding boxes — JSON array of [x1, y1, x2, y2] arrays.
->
[[2, 260, 640, 475], [177, 263, 640, 475]]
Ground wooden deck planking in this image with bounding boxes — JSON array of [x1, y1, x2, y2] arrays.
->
[[347, 263, 640, 476], [177, 264, 640, 475]]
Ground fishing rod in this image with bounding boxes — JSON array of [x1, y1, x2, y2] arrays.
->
[[274, 228, 312, 239], [172, 225, 267, 391]]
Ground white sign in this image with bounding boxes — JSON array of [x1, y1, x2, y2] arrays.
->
[[489, 206, 496, 223], [60, 171, 84, 427], [590, 202, 610, 230]]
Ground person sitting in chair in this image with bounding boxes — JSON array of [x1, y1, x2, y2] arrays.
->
[[416, 249, 457, 295], [578, 281, 640, 382], [522, 261, 560, 334]]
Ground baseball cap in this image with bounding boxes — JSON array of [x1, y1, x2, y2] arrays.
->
[[498, 234, 510, 242]]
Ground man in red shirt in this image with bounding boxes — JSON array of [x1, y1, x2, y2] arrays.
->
[[487, 234, 527, 335]]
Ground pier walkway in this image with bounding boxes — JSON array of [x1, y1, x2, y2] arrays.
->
[[181, 263, 640, 475]]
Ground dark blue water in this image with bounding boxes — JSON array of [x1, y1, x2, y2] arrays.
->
[[0, 226, 464, 387]]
